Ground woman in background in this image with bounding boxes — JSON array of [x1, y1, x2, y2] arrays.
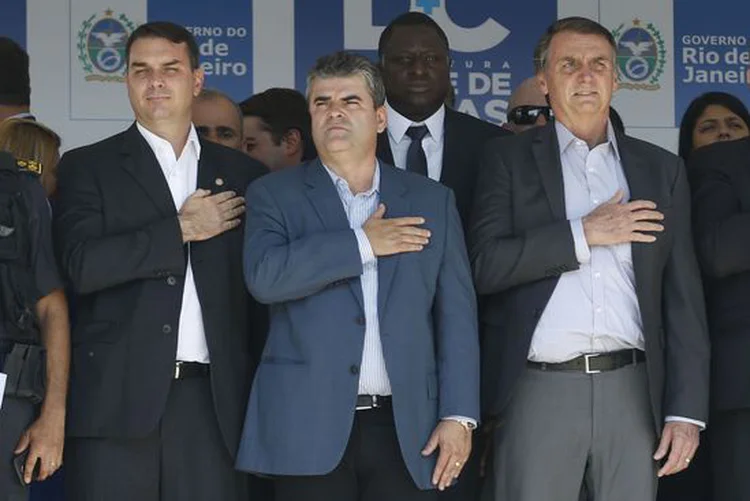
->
[[0, 119, 61, 199], [678, 91, 750, 162]]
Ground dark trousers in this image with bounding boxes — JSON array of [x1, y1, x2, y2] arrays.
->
[[711, 409, 750, 501], [274, 404, 437, 501], [0, 396, 36, 501], [64, 376, 249, 501]]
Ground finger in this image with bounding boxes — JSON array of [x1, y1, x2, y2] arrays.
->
[[440, 455, 464, 490], [605, 189, 625, 204], [371, 204, 386, 220], [37, 455, 51, 482], [653, 427, 672, 461], [422, 432, 439, 456], [24, 452, 39, 484], [629, 232, 657, 243], [632, 222, 665, 233], [14, 432, 30, 454], [432, 449, 451, 486], [393, 244, 425, 254], [209, 190, 237, 204], [189, 188, 211, 199], [220, 219, 242, 232], [623, 199, 658, 211], [658, 435, 686, 477], [389, 216, 426, 226], [398, 227, 431, 238], [630, 209, 664, 221], [222, 206, 246, 221], [218, 196, 246, 210], [399, 235, 430, 246]]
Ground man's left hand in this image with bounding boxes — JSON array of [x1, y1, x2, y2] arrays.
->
[[653, 421, 700, 477], [421, 420, 472, 491], [14, 408, 65, 483]]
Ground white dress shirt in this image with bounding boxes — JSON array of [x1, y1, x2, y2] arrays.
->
[[386, 102, 445, 181], [529, 120, 704, 429], [137, 122, 210, 363], [322, 163, 475, 427]]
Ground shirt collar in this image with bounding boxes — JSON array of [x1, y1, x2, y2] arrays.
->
[[554, 119, 620, 162], [386, 101, 445, 144], [322, 161, 381, 198], [136, 121, 202, 160]]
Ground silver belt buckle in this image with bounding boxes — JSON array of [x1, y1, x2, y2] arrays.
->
[[174, 361, 183, 379], [584, 353, 600, 374]]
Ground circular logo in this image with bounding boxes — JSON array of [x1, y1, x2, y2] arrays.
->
[[87, 18, 129, 74], [616, 27, 658, 82]]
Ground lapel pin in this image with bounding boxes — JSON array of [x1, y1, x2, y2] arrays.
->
[[215, 177, 224, 187]]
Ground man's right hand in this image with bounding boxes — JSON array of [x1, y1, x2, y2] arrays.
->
[[363, 204, 430, 256], [583, 189, 665, 247], [178, 189, 246, 243]]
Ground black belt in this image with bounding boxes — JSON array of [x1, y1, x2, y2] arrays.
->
[[174, 362, 210, 380], [356, 394, 392, 411], [527, 349, 645, 374]]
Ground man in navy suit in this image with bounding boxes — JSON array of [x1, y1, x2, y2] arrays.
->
[[236, 51, 480, 501]]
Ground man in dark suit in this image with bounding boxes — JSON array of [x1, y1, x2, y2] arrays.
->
[[375, 12, 510, 230], [470, 17, 709, 501], [235, 51, 479, 501], [689, 137, 750, 501], [54, 22, 267, 501]]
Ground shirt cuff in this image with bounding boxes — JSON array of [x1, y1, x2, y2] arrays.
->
[[442, 415, 478, 429], [665, 416, 706, 430], [353, 228, 376, 266], [570, 218, 591, 264]]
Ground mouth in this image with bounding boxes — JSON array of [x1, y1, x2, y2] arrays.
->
[[146, 95, 170, 101], [573, 90, 598, 98], [407, 83, 432, 93]]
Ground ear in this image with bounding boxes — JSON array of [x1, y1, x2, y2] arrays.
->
[[375, 105, 387, 134], [193, 67, 205, 97], [282, 129, 302, 158], [537, 72, 549, 97]]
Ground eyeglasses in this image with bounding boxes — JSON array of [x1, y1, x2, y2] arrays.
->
[[507, 105, 553, 125]]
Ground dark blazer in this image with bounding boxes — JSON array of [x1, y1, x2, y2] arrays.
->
[[377, 107, 510, 229], [235, 160, 480, 490], [689, 137, 750, 412], [54, 124, 268, 458], [469, 122, 710, 431]]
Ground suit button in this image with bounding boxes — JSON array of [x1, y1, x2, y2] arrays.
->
[[355, 316, 366, 326], [166, 276, 177, 286], [350, 364, 359, 375], [162, 324, 172, 334]]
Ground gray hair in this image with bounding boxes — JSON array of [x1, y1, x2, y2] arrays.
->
[[195, 88, 244, 135], [306, 51, 386, 108], [533, 17, 617, 74]]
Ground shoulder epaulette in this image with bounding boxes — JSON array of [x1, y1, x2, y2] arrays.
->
[[15, 159, 42, 176]]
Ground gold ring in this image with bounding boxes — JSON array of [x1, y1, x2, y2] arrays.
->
[[685, 457, 691, 464], [455, 461, 462, 468]]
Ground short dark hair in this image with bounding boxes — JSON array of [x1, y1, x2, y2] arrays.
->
[[306, 51, 386, 108], [0, 37, 30, 106], [378, 12, 450, 58], [240, 88, 316, 162], [678, 91, 750, 161], [126, 21, 200, 70], [533, 17, 616, 73]]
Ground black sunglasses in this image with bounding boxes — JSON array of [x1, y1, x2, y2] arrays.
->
[[507, 105, 553, 125]]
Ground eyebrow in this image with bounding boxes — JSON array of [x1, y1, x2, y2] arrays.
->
[[130, 58, 182, 69]]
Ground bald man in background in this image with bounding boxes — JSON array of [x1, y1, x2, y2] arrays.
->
[[193, 89, 244, 150], [504, 77, 550, 134]]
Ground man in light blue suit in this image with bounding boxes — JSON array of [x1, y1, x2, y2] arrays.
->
[[236, 52, 480, 501]]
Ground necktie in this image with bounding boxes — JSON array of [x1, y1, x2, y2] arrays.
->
[[405, 125, 429, 176]]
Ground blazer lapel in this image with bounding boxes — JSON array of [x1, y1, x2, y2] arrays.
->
[[376, 132, 395, 165], [618, 136, 658, 320], [119, 123, 177, 217], [377, 165, 409, 317], [532, 123, 566, 221], [190, 142, 228, 266], [304, 160, 364, 310]]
